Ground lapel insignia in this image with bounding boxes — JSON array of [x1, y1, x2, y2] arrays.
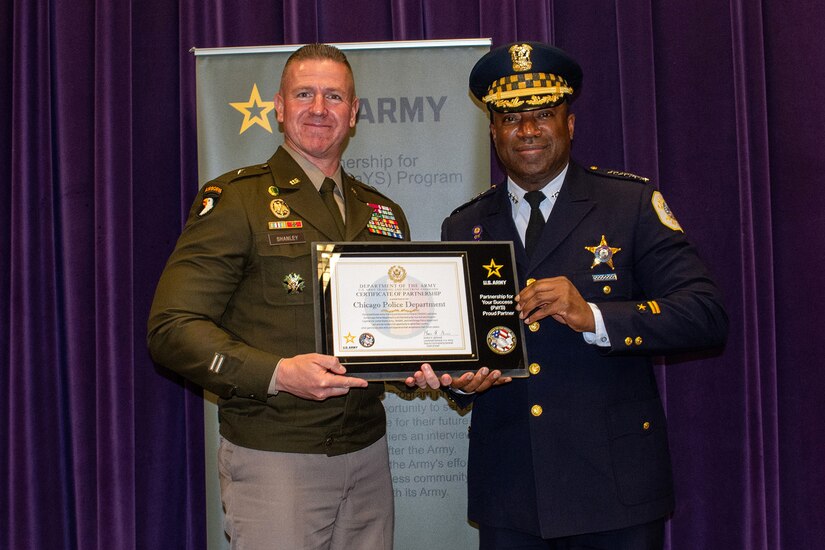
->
[[289, 178, 300, 186], [472, 225, 483, 240], [367, 203, 404, 239], [270, 199, 290, 218], [268, 185, 279, 196], [283, 273, 305, 294], [585, 235, 621, 270]]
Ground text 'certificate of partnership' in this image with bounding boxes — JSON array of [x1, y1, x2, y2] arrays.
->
[[329, 256, 473, 357]]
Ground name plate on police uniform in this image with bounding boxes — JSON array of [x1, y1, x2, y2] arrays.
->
[[312, 241, 528, 380]]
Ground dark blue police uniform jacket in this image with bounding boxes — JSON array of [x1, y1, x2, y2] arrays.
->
[[441, 161, 728, 539]]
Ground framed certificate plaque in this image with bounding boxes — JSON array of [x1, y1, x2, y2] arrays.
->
[[312, 241, 528, 380]]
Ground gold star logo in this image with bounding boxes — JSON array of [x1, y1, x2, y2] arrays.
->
[[230, 84, 275, 134], [584, 235, 621, 270], [344, 332, 356, 344], [483, 258, 503, 278], [637, 303, 647, 312]]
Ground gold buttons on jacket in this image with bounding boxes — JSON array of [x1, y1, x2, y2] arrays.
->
[[643, 421, 651, 431], [528, 363, 541, 375], [531, 405, 543, 417], [635, 336, 643, 346], [603, 285, 612, 295], [625, 337, 633, 346], [529, 322, 540, 332], [624, 336, 644, 346]]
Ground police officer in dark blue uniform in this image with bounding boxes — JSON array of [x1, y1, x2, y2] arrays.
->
[[409, 42, 728, 549]]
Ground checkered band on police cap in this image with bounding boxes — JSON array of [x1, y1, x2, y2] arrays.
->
[[469, 42, 583, 113]]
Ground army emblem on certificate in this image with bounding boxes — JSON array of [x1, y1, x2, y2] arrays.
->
[[388, 265, 407, 283]]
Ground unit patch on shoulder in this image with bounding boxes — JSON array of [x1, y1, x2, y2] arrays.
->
[[651, 191, 683, 232], [198, 185, 223, 217]]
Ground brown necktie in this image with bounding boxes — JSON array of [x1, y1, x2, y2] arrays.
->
[[523, 190, 546, 256], [320, 178, 345, 236]]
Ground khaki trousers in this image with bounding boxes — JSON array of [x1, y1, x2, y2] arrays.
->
[[218, 435, 394, 550]]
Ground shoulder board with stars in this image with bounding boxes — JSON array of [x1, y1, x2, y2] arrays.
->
[[587, 166, 650, 183], [449, 184, 499, 216]]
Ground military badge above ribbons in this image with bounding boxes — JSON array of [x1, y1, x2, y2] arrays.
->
[[311, 241, 529, 380]]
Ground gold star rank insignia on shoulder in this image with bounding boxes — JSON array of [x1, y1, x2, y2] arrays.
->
[[585, 235, 621, 270], [367, 203, 404, 239]]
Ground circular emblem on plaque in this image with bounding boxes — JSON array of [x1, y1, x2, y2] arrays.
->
[[387, 265, 407, 283], [486, 326, 516, 355], [270, 198, 290, 218], [359, 333, 375, 348]]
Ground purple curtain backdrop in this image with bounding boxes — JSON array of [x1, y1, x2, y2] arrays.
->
[[2, 1, 823, 548]]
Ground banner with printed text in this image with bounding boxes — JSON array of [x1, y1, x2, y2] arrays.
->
[[194, 39, 491, 550]]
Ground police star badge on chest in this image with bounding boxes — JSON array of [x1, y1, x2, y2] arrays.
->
[[585, 234, 621, 291]]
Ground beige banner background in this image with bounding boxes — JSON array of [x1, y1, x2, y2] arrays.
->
[[193, 39, 491, 549]]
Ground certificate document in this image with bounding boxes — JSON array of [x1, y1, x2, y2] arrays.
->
[[331, 255, 474, 357], [312, 242, 528, 380]]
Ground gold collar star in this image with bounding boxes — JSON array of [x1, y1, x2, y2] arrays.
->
[[585, 235, 621, 270], [230, 84, 275, 134], [483, 258, 504, 278]]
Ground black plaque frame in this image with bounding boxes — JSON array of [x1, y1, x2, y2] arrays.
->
[[312, 241, 528, 380]]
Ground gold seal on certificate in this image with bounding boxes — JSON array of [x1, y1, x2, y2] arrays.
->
[[312, 241, 528, 380]]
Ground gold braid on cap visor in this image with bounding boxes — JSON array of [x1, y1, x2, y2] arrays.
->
[[482, 72, 573, 110]]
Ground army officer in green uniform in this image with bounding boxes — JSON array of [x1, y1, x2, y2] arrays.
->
[[148, 44, 407, 550]]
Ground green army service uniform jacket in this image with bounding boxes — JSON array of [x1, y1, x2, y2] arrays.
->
[[148, 147, 411, 456]]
